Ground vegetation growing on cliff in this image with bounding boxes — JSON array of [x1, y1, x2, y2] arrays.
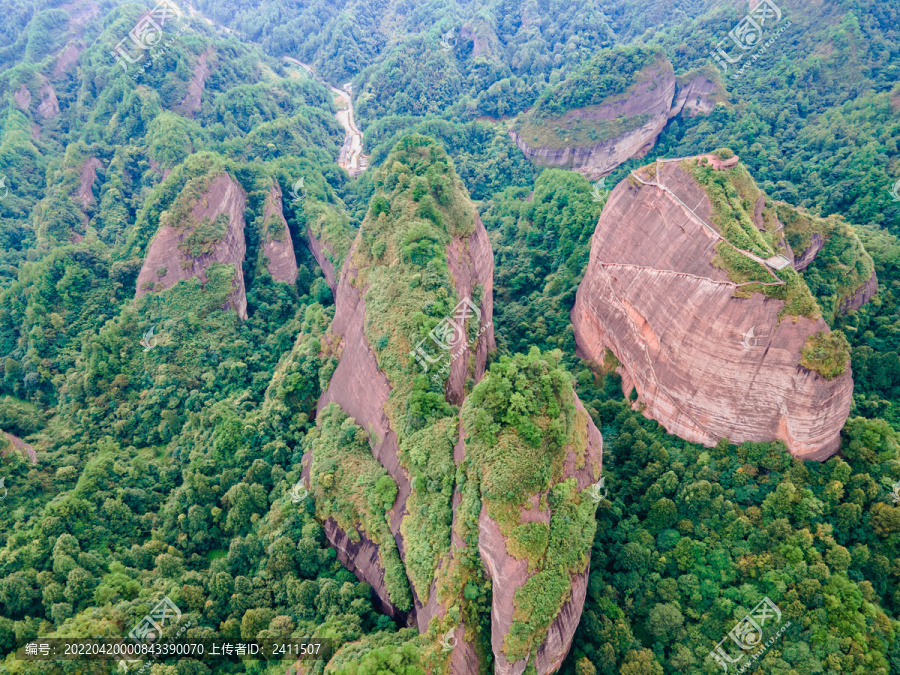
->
[[462, 349, 599, 660], [778, 205, 876, 323], [512, 46, 668, 150], [800, 330, 852, 381], [308, 403, 412, 611]]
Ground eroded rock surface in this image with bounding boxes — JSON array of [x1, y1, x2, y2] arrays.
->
[[572, 160, 853, 460], [261, 184, 298, 284], [135, 173, 249, 319], [510, 61, 675, 180], [509, 59, 675, 179]]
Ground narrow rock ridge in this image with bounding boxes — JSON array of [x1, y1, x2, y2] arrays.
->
[[78, 157, 103, 211], [445, 214, 497, 405], [572, 162, 853, 460], [135, 173, 249, 319], [180, 48, 212, 116], [261, 184, 299, 284], [312, 211, 496, 635], [313, 240, 417, 625], [509, 61, 676, 179], [479, 395, 601, 675]]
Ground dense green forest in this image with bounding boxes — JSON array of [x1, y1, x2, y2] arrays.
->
[[0, 0, 898, 674]]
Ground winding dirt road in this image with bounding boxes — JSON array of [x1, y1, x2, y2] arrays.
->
[[285, 57, 367, 176]]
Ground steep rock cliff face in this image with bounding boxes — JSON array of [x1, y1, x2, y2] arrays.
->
[[510, 48, 675, 179], [573, 157, 855, 460], [669, 70, 721, 118], [307, 137, 600, 675], [840, 270, 878, 313], [303, 199, 355, 293], [135, 172, 248, 319], [180, 48, 212, 116], [509, 62, 674, 180], [261, 184, 298, 284]]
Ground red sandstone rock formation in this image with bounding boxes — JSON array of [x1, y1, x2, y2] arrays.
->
[[669, 71, 720, 118], [180, 48, 212, 116], [135, 173, 249, 319], [509, 60, 676, 180], [572, 160, 853, 461], [313, 212, 496, 632], [78, 157, 103, 211], [261, 184, 298, 285], [2, 432, 38, 465], [478, 395, 602, 675]]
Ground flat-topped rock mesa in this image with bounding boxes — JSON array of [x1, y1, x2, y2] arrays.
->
[[510, 47, 718, 180], [260, 183, 298, 284], [305, 136, 600, 675], [135, 171, 249, 319], [572, 154, 868, 461]]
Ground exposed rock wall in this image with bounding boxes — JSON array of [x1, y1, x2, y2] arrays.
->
[[572, 164, 853, 460], [78, 157, 103, 211], [509, 61, 675, 179], [261, 184, 298, 284], [792, 233, 824, 271], [2, 431, 38, 465], [181, 48, 211, 116], [135, 173, 249, 319], [313, 212, 496, 633], [669, 73, 718, 118], [36, 76, 60, 119], [840, 270, 878, 314], [305, 227, 338, 291], [478, 395, 601, 675]]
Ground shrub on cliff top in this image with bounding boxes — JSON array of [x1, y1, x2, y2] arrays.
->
[[800, 330, 851, 380]]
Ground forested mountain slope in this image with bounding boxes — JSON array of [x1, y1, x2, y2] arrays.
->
[[0, 1, 898, 675]]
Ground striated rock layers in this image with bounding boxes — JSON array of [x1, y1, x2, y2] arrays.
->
[[135, 172, 249, 319], [572, 158, 854, 460], [261, 184, 298, 284], [509, 57, 675, 180], [305, 136, 602, 675], [669, 70, 721, 118]]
